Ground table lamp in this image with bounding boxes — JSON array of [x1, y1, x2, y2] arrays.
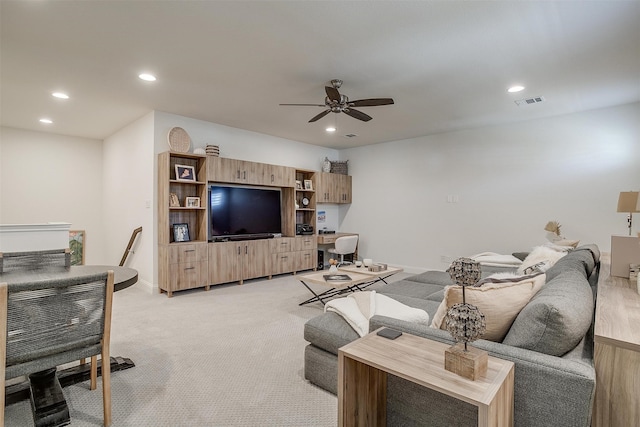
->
[[617, 191, 640, 236]]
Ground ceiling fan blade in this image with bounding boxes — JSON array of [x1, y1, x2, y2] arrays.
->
[[279, 103, 326, 107], [309, 109, 331, 123], [325, 85, 341, 102], [349, 98, 395, 107], [343, 108, 373, 122]]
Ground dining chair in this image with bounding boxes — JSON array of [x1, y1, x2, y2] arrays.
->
[[1, 270, 114, 426], [0, 248, 71, 273], [328, 235, 359, 266]]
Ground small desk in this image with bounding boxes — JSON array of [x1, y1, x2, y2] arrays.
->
[[317, 232, 359, 266], [338, 330, 514, 427]]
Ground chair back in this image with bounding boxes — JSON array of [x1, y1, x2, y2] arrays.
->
[[334, 235, 359, 254], [0, 249, 71, 274], [1, 271, 114, 380]]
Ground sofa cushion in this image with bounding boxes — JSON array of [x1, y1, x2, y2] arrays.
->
[[304, 312, 359, 355], [517, 245, 567, 275], [404, 270, 453, 286], [431, 274, 546, 342], [378, 280, 446, 300], [378, 293, 442, 318], [502, 269, 594, 356]]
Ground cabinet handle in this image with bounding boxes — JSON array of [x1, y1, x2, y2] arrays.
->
[[184, 249, 195, 253], [243, 171, 246, 179], [245, 246, 248, 255], [271, 174, 274, 182], [280, 256, 288, 260], [237, 247, 241, 255], [304, 254, 310, 258], [236, 170, 241, 179], [184, 267, 195, 271]]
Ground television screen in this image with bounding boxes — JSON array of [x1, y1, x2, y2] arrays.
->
[[209, 185, 282, 240]]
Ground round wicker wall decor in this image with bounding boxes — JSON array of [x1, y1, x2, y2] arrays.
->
[[167, 127, 191, 153]]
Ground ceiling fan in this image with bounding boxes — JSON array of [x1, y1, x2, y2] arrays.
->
[[280, 79, 394, 123]]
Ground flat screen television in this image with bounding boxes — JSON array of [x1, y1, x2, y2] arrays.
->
[[209, 184, 282, 241]]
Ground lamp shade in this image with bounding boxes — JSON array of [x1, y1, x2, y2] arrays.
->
[[617, 191, 640, 213]]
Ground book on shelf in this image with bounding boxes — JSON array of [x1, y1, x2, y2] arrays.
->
[[324, 274, 351, 282]]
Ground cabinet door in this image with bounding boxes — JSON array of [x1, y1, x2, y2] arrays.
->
[[318, 172, 352, 204], [169, 261, 208, 291], [209, 242, 242, 285], [264, 164, 295, 187], [295, 250, 316, 272], [207, 157, 239, 183], [295, 236, 317, 251], [272, 251, 296, 275], [242, 240, 270, 280]]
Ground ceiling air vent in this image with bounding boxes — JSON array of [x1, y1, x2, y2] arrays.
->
[[515, 96, 545, 106], [344, 134, 358, 138]]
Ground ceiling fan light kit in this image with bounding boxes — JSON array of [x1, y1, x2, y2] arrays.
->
[[280, 79, 394, 123]]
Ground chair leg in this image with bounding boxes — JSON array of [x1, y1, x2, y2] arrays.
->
[[90, 355, 97, 390], [102, 350, 111, 426]]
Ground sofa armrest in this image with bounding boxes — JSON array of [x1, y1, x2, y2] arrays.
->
[[370, 315, 595, 427]]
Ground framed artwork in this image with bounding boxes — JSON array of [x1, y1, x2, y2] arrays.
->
[[186, 196, 200, 208], [173, 223, 190, 242], [169, 192, 180, 207], [304, 179, 313, 190], [296, 180, 303, 190], [69, 230, 86, 265], [175, 164, 196, 182]]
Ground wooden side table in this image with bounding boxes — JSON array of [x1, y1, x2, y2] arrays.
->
[[593, 254, 640, 427], [338, 330, 514, 427]]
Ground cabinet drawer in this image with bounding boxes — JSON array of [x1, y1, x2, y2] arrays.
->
[[295, 236, 317, 251], [169, 261, 208, 291], [272, 252, 295, 275], [270, 237, 295, 253], [169, 244, 207, 264]]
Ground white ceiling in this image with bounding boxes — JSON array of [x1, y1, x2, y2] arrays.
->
[[1, 1, 639, 149]]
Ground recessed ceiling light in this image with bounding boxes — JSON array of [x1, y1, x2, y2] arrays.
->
[[52, 92, 69, 99], [508, 85, 525, 93], [39, 118, 53, 124], [325, 126, 336, 132], [138, 73, 157, 82]]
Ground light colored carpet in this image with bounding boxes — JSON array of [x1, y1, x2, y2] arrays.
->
[[5, 272, 384, 426]]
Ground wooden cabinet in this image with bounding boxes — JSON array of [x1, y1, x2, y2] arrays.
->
[[208, 240, 270, 285], [316, 172, 352, 204], [270, 236, 317, 275], [207, 156, 295, 187], [158, 151, 208, 296]]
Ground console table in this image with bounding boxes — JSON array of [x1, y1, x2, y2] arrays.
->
[[592, 254, 640, 427], [338, 330, 514, 426]]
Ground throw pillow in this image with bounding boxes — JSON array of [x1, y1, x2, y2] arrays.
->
[[430, 274, 546, 342], [517, 245, 567, 275]]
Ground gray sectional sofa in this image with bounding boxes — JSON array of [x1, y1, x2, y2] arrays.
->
[[303, 245, 600, 427]]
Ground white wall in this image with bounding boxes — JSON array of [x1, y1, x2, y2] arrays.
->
[[103, 112, 155, 289], [0, 127, 106, 263], [340, 103, 640, 272]]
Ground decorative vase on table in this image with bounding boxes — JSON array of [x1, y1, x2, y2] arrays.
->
[[443, 257, 488, 381]]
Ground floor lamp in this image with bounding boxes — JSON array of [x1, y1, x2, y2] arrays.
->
[[617, 191, 640, 236]]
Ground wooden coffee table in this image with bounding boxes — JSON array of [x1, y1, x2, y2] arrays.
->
[[295, 270, 380, 306]]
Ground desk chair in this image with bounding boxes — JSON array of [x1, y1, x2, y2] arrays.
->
[[1, 271, 115, 426], [328, 235, 359, 266]]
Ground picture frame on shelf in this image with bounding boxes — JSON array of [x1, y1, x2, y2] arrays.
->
[[186, 196, 200, 208], [304, 179, 313, 190], [296, 180, 303, 190], [169, 193, 180, 207], [172, 223, 190, 242], [175, 164, 196, 182]]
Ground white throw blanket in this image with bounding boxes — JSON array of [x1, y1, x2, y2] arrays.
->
[[470, 252, 523, 268], [324, 291, 430, 337]]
